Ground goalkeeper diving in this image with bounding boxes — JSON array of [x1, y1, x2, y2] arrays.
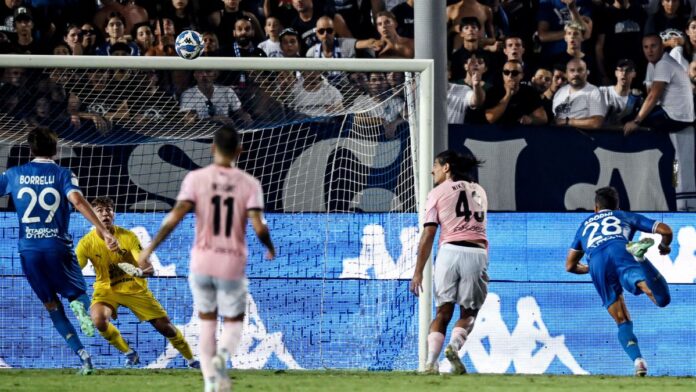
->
[[76, 196, 199, 368]]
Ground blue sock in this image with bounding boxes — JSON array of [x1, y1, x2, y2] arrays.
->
[[617, 321, 642, 361], [48, 303, 84, 355], [72, 293, 91, 311], [639, 259, 671, 307]]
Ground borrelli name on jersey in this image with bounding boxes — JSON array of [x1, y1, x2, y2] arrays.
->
[[19, 175, 55, 185]]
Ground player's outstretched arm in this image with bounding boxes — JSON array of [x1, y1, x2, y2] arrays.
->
[[138, 200, 193, 268], [654, 222, 673, 255], [410, 225, 437, 296], [249, 210, 275, 260], [565, 249, 589, 274], [68, 191, 119, 252]]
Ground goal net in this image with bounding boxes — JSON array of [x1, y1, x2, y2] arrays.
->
[[0, 56, 433, 371]]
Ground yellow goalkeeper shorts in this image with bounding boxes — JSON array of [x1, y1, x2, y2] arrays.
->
[[92, 288, 168, 322]]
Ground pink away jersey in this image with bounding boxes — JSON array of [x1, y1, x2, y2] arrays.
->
[[424, 179, 488, 247], [177, 164, 264, 280]]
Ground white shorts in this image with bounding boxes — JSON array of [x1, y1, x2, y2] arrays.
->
[[433, 243, 489, 309], [188, 273, 248, 318]]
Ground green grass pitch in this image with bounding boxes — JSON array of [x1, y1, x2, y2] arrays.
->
[[1, 370, 695, 391]]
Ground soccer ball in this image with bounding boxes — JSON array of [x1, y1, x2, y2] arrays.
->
[[175, 30, 204, 60]]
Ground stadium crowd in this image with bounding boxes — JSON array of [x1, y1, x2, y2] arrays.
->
[[0, 0, 695, 134]]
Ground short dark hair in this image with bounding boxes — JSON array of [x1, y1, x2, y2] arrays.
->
[[595, 186, 620, 210], [616, 58, 636, 71], [435, 150, 484, 182], [91, 196, 115, 210], [27, 127, 57, 157], [213, 125, 240, 157], [459, 17, 481, 29]]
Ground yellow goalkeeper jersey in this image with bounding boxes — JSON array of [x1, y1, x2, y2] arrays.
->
[[76, 226, 148, 294]]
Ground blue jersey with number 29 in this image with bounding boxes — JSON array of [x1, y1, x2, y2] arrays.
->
[[570, 210, 658, 259], [0, 159, 81, 252]]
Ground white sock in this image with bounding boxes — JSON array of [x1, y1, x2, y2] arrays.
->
[[218, 321, 243, 361], [426, 332, 445, 364], [199, 319, 217, 382], [449, 327, 468, 352]]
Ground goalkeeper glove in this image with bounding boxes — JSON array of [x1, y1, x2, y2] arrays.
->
[[118, 262, 143, 277]]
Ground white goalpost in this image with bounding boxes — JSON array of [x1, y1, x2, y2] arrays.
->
[[0, 55, 434, 371]]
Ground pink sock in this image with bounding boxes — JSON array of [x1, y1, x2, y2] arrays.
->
[[218, 321, 243, 361], [449, 327, 468, 351], [198, 318, 217, 382], [426, 332, 445, 364]]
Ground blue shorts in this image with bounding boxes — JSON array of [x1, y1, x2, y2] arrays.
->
[[589, 242, 646, 308], [20, 249, 87, 304]]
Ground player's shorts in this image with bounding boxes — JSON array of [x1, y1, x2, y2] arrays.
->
[[589, 242, 647, 308], [92, 288, 168, 322], [188, 273, 247, 318], [20, 249, 87, 304], [433, 243, 489, 309]]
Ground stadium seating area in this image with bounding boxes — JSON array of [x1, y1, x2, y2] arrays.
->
[[1, 0, 695, 132]]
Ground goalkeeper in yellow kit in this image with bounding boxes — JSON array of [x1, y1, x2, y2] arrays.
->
[[76, 196, 199, 368]]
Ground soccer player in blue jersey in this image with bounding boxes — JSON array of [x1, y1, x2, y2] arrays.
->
[[0, 127, 119, 375], [565, 186, 672, 377]]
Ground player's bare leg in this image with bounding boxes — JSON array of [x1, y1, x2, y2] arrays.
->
[[199, 310, 220, 392], [424, 303, 454, 374], [445, 307, 478, 375], [607, 296, 647, 376], [149, 316, 198, 368], [44, 300, 93, 375], [91, 303, 138, 367]]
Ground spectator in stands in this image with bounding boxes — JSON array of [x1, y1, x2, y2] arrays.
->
[[553, 58, 605, 129], [96, 12, 140, 56], [447, 68, 484, 124], [291, 71, 344, 117], [0, 0, 24, 34], [65, 92, 110, 135], [291, 0, 353, 51], [391, 0, 414, 39], [224, 18, 266, 57], [167, 0, 197, 34], [530, 68, 553, 94], [80, 23, 98, 55], [503, 36, 526, 65], [549, 22, 598, 81], [263, 0, 296, 28], [208, 0, 263, 48], [644, 0, 689, 36], [659, 28, 689, 69], [447, 0, 496, 51], [279, 27, 301, 57], [109, 41, 132, 57], [351, 72, 406, 139], [53, 42, 71, 55], [461, 54, 492, 124], [372, 10, 413, 58], [201, 31, 221, 56], [0, 84, 26, 119], [599, 59, 642, 127], [1, 66, 24, 88], [180, 70, 252, 126], [133, 22, 157, 56], [684, 17, 696, 61], [594, 0, 646, 86], [152, 18, 176, 56], [624, 34, 695, 135], [536, 0, 592, 59], [333, 0, 382, 40], [25, 95, 55, 127], [485, 60, 548, 125], [10, 7, 46, 54], [307, 16, 356, 58], [449, 17, 487, 82], [63, 24, 83, 55], [307, 15, 356, 86], [259, 16, 283, 57], [94, 0, 148, 38]]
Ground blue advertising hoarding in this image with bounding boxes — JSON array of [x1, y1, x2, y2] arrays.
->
[[0, 212, 695, 375]]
